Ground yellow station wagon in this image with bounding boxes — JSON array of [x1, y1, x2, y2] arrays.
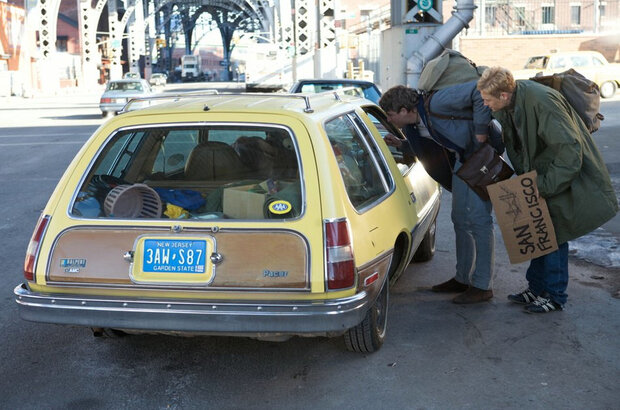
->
[[14, 91, 440, 352]]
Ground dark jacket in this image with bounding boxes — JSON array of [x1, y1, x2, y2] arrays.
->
[[401, 80, 501, 191], [492, 80, 618, 244], [421, 80, 503, 160], [402, 124, 455, 191]]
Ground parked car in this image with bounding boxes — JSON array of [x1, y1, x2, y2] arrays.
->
[[99, 79, 153, 117], [149, 73, 167, 87], [14, 91, 440, 353], [512, 51, 620, 98], [290, 79, 382, 103]]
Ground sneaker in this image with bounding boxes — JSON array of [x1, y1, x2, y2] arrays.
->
[[452, 287, 493, 304], [431, 278, 469, 293], [524, 296, 564, 313], [508, 289, 538, 305]]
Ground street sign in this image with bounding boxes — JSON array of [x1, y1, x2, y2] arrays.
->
[[418, 0, 433, 11]]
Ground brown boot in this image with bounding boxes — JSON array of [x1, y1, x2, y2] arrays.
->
[[431, 278, 469, 293], [452, 287, 493, 304]]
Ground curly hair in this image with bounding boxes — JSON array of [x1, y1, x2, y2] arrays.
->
[[477, 67, 516, 98], [379, 85, 420, 113]]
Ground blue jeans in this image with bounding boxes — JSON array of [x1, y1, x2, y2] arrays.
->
[[525, 243, 569, 305], [451, 166, 495, 290]]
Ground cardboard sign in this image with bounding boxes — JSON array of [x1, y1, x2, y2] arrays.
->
[[488, 171, 558, 264]]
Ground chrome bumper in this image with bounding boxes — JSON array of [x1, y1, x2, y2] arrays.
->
[[14, 283, 379, 336]]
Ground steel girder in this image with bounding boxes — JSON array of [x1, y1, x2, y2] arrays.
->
[[33, 0, 337, 84]]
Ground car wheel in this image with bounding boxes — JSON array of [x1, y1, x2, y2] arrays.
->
[[599, 81, 617, 99], [412, 218, 436, 263], [344, 280, 388, 353], [101, 111, 109, 118]]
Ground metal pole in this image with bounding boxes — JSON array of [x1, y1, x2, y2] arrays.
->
[[291, 0, 297, 83], [594, 0, 600, 33]]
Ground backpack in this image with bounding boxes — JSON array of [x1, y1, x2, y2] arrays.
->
[[418, 49, 487, 91], [529, 68, 604, 133]]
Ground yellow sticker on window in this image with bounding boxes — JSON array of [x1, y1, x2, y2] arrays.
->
[[268, 200, 292, 215]]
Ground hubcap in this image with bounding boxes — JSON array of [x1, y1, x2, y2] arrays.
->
[[600, 82, 616, 98]]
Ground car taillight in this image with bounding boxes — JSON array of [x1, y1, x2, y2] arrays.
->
[[23, 214, 50, 281], [325, 219, 355, 290], [100, 97, 112, 103]]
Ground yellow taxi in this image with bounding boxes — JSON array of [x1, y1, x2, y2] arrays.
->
[[14, 91, 440, 353]]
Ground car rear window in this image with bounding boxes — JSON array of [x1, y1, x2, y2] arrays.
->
[[109, 82, 143, 91], [71, 125, 302, 220]]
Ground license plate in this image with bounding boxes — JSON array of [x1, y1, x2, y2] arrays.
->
[[114, 98, 127, 103], [142, 239, 206, 274]]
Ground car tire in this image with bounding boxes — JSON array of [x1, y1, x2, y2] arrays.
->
[[344, 280, 388, 353], [101, 111, 109, 118], [412, 218, 436, 263], [600, 81, 617, 99]]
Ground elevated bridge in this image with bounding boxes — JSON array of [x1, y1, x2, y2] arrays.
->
[[24, 0, 473, 92]]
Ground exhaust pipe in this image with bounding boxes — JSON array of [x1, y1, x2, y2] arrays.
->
[[407, 0, 477, 87]]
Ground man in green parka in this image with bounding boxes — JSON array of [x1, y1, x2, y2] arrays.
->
[[477, 66, 618, 313]]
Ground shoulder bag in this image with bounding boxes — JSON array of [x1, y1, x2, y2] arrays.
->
[[455, 143, 514, 201]]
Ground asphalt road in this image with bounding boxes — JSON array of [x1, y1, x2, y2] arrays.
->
[[0, 86, 618, 409]]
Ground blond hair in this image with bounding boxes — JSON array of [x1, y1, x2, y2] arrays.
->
[[477, 67, 516, 98]]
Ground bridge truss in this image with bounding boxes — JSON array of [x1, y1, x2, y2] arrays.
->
[[32, 0, 338, 86]]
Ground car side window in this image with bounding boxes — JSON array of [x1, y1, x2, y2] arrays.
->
[[152, 129, 199, 176], [362, 106, 416, 168], [570, 55, 589, 68], [91, 130, 144, 179], [350, 112, 393, 191], [550, 57, 566, 69], [325, 114, 388, 210]]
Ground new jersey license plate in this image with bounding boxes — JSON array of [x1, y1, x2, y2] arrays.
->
[[142, 239, 206, 273]]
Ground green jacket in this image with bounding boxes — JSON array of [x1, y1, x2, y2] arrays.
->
[[493, 80, 618, 244]]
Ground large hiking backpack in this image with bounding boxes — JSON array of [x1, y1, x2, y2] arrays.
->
[[418, 49, 486, 91], [529, 69, 604, 133]]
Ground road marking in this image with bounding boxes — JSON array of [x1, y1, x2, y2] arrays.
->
[[0, 133, 91, 138], [0, 141, 85, 146]]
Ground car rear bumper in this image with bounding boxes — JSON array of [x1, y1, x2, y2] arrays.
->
[[99, 103, 125, 112], [14, 282, 381, 336]]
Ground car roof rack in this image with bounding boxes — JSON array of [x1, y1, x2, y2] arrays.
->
[[120, 90, 220, 113], [121, 88, 364, 114]]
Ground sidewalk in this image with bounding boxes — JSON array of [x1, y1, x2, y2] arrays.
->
[[0, 85, 105, 108]]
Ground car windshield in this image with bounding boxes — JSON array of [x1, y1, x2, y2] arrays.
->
[[524, 56, 548, 69], [109, 81, 144, 92], [298, 82, 380, 103], [71, 125, 301, 220]]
